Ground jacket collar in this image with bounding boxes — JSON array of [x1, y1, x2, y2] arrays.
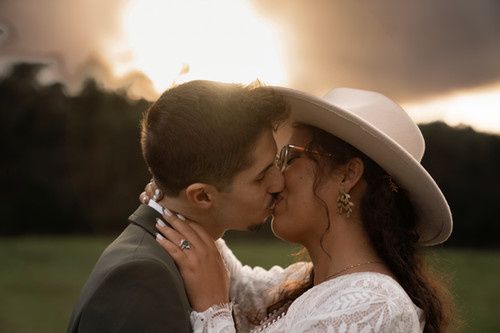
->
[[128, 204, 164, 238]]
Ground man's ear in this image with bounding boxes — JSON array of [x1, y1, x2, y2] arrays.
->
[[341, 157, 365, 192], [184, 183, 216, 209]]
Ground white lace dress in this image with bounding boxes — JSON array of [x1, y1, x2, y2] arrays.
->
[[190, 240, 425, 332]]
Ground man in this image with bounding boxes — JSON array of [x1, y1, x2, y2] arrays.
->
[[67, 80, 289, 332]]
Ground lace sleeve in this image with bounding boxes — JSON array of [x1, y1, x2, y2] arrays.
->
[[190, 303, 236, 333], [215, 239, 311, 329]]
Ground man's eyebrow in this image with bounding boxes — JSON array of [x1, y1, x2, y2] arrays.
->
[[256, 162, 274, 178]]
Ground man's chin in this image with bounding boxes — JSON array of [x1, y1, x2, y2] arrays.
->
[[247, 222, 265, 232], [247, 214, 274, 232]]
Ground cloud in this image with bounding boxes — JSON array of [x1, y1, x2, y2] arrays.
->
[[254, 0, 500, 102], [1, 0, 499, 103], [0, 0, 128, 86]]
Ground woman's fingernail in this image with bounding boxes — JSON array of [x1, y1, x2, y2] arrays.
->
[[154, 189, 160, 196], [176, 213, 186, 221], [156, 233, 165, 241], [163, 207, 173, 217], [156, 218, 166, 227]]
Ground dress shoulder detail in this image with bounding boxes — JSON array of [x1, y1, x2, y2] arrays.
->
[[278, 272, 425, 333]]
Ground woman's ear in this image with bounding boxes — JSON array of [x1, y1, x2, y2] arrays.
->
[[341, 157, 364, 192], [184, 183, 215, 209]]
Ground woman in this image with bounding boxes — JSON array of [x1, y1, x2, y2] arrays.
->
[[145, 87, 453, 332]]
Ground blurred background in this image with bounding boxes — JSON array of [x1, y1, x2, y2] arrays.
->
[[1, 0, 499, 332]]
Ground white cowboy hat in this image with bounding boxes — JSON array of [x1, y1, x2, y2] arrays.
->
[[271, 86, 452, 246]]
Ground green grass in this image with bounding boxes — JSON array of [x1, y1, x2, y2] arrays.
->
[[426, 248, 500, 332], [0, 237, 112, 333], [0, 237, 498, 332]]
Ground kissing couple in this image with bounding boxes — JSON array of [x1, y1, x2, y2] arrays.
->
[[68, 80, 453, 332]]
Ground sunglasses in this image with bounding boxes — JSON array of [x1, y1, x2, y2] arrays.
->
[[275, 144, 334, 172]]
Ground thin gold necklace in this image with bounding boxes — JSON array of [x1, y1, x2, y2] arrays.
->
[[324, 260, 382, 282]]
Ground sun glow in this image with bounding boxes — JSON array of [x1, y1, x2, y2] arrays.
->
[[111, 0, 286, 95], [403, 84, 500, 134]]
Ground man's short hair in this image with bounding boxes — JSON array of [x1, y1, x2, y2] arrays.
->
[[141, 80, 289, 196]]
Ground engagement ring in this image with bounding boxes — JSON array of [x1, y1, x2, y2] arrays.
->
[[179, 239, 191, 250]]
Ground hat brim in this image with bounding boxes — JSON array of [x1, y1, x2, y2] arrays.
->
[[272, 86, 452, 246]]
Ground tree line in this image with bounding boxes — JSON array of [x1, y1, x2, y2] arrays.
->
[[1, 62, 498, 247]]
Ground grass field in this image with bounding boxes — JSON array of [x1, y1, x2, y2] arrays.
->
[[0, 237, 499, 332]]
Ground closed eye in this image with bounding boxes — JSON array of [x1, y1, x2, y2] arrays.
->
[[255, 161, 274, 182], [286, 151, 302, 165]]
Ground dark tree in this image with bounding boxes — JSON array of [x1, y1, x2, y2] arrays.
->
[[1, 62, 499, 248]]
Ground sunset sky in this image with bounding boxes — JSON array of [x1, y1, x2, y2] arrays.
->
[[1, 0, 499, 133]]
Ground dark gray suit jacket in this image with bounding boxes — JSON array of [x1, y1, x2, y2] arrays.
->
[[67, 205, 192, 332]]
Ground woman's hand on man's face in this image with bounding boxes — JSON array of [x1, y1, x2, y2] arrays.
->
[[155, 208, 230, 312], [139, 178, 230, 311]]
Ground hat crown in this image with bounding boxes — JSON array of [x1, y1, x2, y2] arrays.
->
[[323, 88, 425, 162]]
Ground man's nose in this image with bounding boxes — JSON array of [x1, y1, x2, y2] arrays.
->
[[267, 165, 285, 193]]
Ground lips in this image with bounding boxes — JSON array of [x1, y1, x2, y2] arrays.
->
[[268, 197, 278, 211], [269, 195, 283, 211]]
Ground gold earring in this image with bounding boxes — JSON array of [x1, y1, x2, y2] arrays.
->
[[337, 190, 354, 218]]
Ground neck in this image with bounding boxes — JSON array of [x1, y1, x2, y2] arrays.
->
[[157, 197, 225, 240], [303, 216, 385, 285]]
